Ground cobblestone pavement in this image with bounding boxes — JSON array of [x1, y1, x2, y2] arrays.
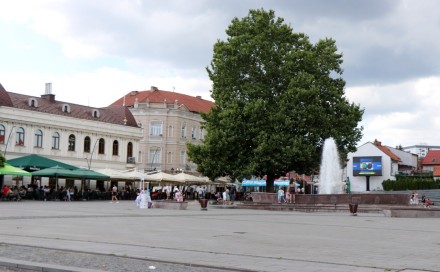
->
[[0, 244, 237, 272]]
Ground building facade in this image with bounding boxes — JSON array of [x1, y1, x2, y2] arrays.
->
[[111, 86, 214, 174], [402, 143, 440, 158], [0, 83, 143, 186]]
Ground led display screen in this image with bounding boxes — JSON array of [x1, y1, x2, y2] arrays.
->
[[353, 156, 382, 176]]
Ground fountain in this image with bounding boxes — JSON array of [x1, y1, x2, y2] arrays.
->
[[319, 138, 343, 194], [248, 137, 410, 209]]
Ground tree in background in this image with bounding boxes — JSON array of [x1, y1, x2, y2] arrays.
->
[[187, 9, 363, 192]]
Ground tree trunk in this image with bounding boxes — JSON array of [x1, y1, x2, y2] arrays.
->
[[266, 174, 275, 193]]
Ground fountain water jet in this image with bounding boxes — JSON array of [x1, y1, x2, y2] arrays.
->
[[319, 138, 343, 194]]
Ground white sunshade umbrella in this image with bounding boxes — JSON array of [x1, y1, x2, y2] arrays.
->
[[174, 172, 209, 185], [145, 172, 182, 184], [94, 168, 135, 180]]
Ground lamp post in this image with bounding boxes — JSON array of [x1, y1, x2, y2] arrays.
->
[[150, 147, 160, 171], [3, 126, 16, 158], [1, 126, 16, 188], [85, 138, 100, 170]]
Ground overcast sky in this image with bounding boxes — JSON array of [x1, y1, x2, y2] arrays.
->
[[1, 0, 439, 148]]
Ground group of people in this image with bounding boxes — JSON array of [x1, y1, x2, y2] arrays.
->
[[410, 191, 433, 208], [277, 184, 298, 204]]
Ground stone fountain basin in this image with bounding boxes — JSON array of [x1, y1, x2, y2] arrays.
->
[[251, 192, 410, 205]]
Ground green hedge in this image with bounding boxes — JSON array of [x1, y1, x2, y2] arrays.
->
[[382, 177, 440, 191]]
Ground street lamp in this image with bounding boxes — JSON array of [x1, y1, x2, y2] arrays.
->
[[85, 138, 99, 169], [3, 126, 16, 158], [149, 147, 160, 171]]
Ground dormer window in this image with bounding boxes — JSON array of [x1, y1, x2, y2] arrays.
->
[[92, 109, 100, 118], [62, 103, 71, 113], [28, 98, 38, 108]]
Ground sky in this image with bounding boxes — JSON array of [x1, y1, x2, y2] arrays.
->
[[1, 0, 440, 148]]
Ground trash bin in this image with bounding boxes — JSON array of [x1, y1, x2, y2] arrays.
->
[[349, 203, 358, 216], [199, 198, 208, 211]]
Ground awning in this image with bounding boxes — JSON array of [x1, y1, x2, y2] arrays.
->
[[242, 178, 266, 187], [71, 168, 110, 180], [31, 166, 79, 179], [0, 163, 32, 176], [274, 179, 289, 186], [8, 154, 78, 171]]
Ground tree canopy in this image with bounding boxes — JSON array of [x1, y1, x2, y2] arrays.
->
[[187, 9, 363, 192]]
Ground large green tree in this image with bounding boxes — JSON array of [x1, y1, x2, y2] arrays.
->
[[187, 9, 363, 192]]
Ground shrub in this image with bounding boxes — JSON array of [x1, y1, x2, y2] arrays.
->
[[382, 177, 440, 191]]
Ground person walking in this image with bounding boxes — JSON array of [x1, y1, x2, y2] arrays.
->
[[111, 185, 119, 203], [288, 184, 296, 204]]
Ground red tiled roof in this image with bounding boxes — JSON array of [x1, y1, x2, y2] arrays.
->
[[421, 150, 440, 165], [433, 166, 440, 177], [0, 83, 13, 107], [3, 90, 139, 128], [110, 89, 214, 113], [374, 140, 401, 161]]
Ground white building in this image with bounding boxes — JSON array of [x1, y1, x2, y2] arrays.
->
[[402, 143, 440, 158], [0, 83, 143, 188], [346, 140, 401, 192]]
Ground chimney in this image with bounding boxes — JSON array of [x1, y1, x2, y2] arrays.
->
[[151, 86, 158, 91], [196, 95, 202, 99], [41, 83, 55, 102], [374, 140, 381, 146]]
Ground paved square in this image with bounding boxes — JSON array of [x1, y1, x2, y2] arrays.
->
[[0, 201, 439, 272]]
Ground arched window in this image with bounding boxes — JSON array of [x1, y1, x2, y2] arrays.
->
[[112, 140, 119, 156], [84, 136, 91, 153], [191, 127, 196, 139], [0, 124, 5, 144], [92, 109, 100, 118], [127, 142, 133, 158], [34, 129, 43, 148], [52, 132, 60, 149], [68, 134, 76, 151], [181, 122, 186, 139], [98, 138, 105, 154], [62, 104, 71, 113], [15, 127, 25, 146]]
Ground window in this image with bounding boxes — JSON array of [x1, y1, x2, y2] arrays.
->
[[168, 125, 173, 137], [127, 142, 133, 157], [150, 121, 163, 136], [200, 128, 205, 140], [34, 129, 43, 148], [180, 150, 186, 165], [149, 148, 161, 165], [15, 127, 25, 146], [92, 109, 100, 118], [62, 104, 70, 113], [167, 151, 172, 164], [0, 125, 5, 144], [52, 132, 60, 149], [113, 140, 119, 156], [28, 98, 38, 107], [98, 138, 105, 154], [84, 136, 91, 153], [181, 122, 187, 138], [191, 127, 196, 139], [68, 134, 75, 151]]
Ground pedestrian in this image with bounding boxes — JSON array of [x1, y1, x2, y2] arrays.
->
[[425, 198, 432, 208], [288, 184, 296, 204], [111, 185, 119, 203], [277, 187, 285, 203], [230, 185, 236, 203]]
